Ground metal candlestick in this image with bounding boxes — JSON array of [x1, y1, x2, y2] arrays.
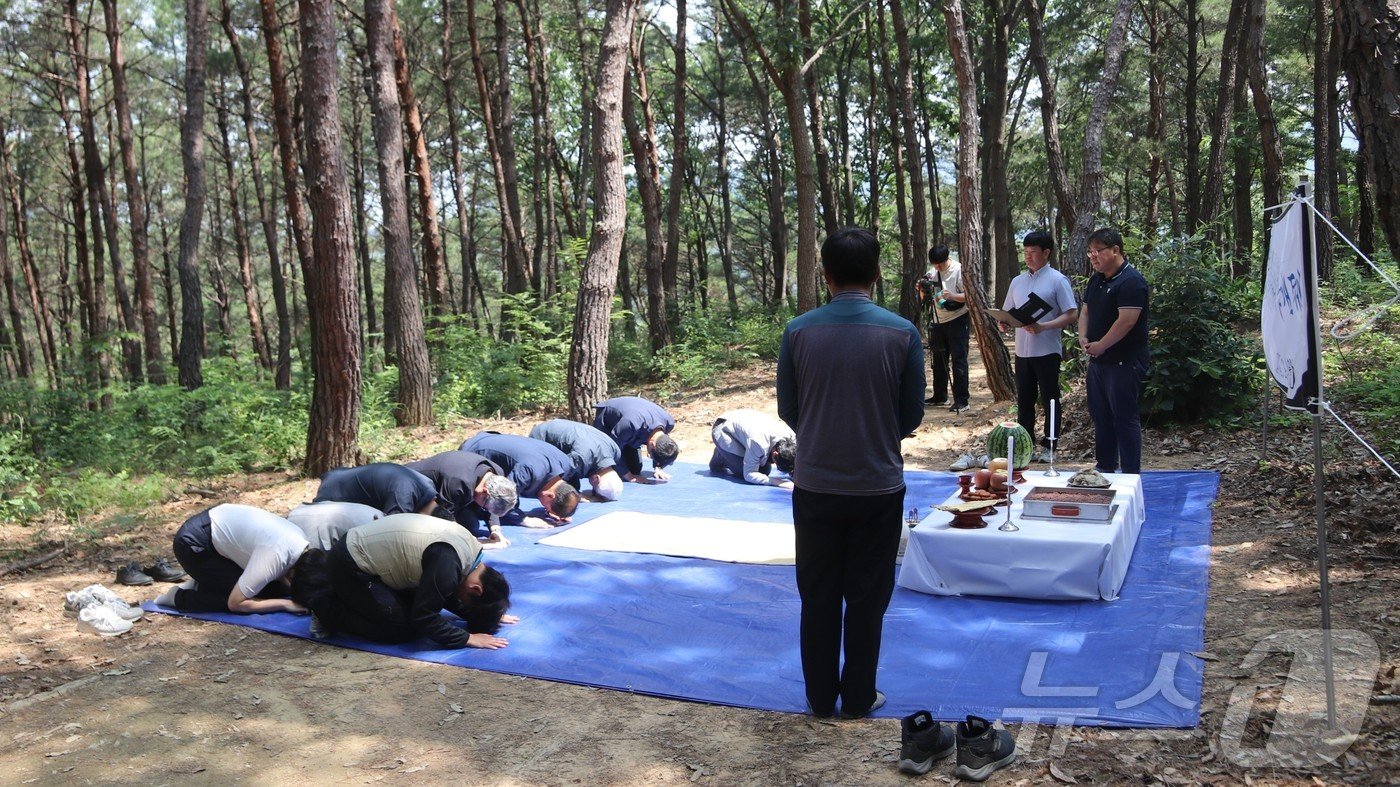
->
[[998, 485, 1020, 531], [1044, 438, 1060, 477]]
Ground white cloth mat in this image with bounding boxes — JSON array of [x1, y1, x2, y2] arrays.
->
[[539, 511, 795, 565]]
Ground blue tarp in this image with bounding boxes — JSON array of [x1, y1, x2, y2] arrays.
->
[[148, 464, 1216, 727]]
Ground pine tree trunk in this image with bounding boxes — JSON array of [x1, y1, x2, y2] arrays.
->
[[622, 32, 672, 354], [365, 0, 434, 426], [799, 0, 837, 235], [1062, 0, 1136, 280], [662, 0, 688, 328], [891, 0, 927, 322], [221, 0, 291, 388], [1198, 0, 1245, 234], [978, 0, 1014, 306], [1230, 19, 1253, 275], [1144, 0, 1166, 236], [1184, 0, 1201, 231], [1311, 0, 1335, 279], [441, 0, 492, 330], [568, 0, 639, 420], [175, 0, 209, 390], [344, 67, 380, 367], [514, 0, 553, 299], [257, 0, 316, 296], [878, 0, 912, 306], [465, 0, 532, 294], [1336, 0, 1400, 256], [941, 0, 1015, 402], [721, 0, 818, 313], [737, 47, 785, 308], [102, 0, 165, 384], [213, 81, 272, 369], [389, 15, 449, 320], [0, 142, 30, 380], [711, 24, 738, 317], [0, 122, 55, 383], [299, 0, 365, 475], [1023, 0, 1075, 232]]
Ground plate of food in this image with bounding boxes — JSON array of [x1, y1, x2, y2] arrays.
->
[[1067, 468, 1112, 488]]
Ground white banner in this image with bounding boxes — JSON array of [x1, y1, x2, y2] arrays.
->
[[1262, 200, 1313, 406]]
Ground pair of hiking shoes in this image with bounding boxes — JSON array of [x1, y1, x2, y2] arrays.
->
[[898, 711, 1016, 782], [116, 558, 186, 586]]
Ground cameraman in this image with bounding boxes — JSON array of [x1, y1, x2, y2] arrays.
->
[[919, 245, 970, 412]]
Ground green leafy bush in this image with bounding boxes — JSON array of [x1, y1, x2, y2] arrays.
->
[[1134, 237, 1258, 422], [434, 293, 571, 416]]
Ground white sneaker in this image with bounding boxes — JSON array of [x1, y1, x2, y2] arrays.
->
[[67, 584, 144, 621], [76, 605, 134, 637], [949, 453, 977, 471], [975, 454, 990, 469]]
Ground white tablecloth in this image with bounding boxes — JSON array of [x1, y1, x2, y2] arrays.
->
[[896, 471, 1146, 601]]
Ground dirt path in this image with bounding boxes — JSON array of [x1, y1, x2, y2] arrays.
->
[[1, 354, 1396, 785]]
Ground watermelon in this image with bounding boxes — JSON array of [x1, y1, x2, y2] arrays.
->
[[987, 421, 1033, 470]]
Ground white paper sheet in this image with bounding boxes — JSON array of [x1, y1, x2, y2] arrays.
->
[[539, 511, 796, 565]]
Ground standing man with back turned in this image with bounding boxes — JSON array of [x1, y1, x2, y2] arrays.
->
[[777, 227, 925, 719]]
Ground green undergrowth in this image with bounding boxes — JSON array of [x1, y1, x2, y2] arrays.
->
[[0, 300, 790, 526]]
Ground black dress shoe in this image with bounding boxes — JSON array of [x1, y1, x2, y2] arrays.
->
[[116, 562, 154, 586], [143, 558, 188, 582], [924, 396, 948, 405]]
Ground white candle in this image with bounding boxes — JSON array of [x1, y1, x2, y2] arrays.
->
[[1049, 399, 1057, 440], [1007, 433, 1015, 482]]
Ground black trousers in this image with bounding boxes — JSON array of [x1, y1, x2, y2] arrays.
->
[[1086, 359, 1144, 474], [313, 539, 417, 643], [171, 509, 243, 612], [1015, 353, 1063, 448], [927, 315, 970, 406], [793, 486, 904, 716]]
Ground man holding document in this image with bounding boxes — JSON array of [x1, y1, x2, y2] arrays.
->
[[995, 230, 1078, 460]]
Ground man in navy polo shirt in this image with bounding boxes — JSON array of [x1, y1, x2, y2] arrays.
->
[[313, 463, 440, 516], [460, 432, 581, 525], [1077, 227, 1150, 474], [592, 396, 679, 482], [529, 419, 626, 501]]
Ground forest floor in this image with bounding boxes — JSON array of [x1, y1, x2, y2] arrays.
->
[[0, 352, 1397, 786]]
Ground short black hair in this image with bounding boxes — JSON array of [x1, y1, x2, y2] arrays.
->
[[1023, 230, 1054, 251], [821, 227, 881, 286], [1088, 227, 1124, 253], [549, 481, 581, 518], [773, 437, 796, 474], [289, 547, 331, 610], [461, 565, 511, 634], [651, 433, 680, 469], [928, 245, 950, 265]]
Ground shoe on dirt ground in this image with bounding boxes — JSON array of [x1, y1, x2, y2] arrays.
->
[[898, 710, 956, 774], [143, 558, 187, 582], [65, 585, 143, 621], [949, 453, 977, 471], [76, 605, 134, 637], [116, 562, 154, 586], [839, 690, 886, 720], [955, 715, 1016, 781], [924, 396, 948, 405]]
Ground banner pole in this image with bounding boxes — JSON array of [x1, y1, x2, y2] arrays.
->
[[1300, 181, 1337, 727]]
